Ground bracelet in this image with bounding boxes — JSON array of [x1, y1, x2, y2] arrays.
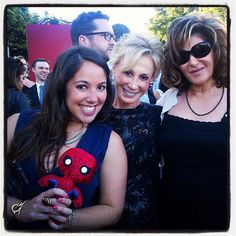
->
[[11, 200, 28, 221], [66, 209, 76, 229]]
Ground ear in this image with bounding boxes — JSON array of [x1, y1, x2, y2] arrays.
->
[[150, 76, 155, 82], [112, 65, 118, 75], [78, 35, 90, 46]]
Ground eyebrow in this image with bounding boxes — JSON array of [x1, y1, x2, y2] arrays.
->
[[72, 81, 107, 85], [124, 69, 151, 76], [98, 81, 107, 85]]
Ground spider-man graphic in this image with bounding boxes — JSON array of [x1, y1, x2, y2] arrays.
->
[[38, 148, 97, 208]]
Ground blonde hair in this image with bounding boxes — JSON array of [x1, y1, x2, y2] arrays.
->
[[109, 33, 164, 78]]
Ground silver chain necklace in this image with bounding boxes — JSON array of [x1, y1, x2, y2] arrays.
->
[[186, 87, 224, 116], [65, 128, 86, 145]]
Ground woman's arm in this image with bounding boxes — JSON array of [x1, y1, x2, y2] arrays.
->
[[7, 189, 72, 225], [7, 114, 72, 228], [58, 131, 127, 231], [7, 113, 20, 153]]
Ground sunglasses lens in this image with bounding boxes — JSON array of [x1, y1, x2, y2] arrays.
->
[[192, 43, 211, 58], [179, 51, 190, 65], [178, 42, 212, 65]]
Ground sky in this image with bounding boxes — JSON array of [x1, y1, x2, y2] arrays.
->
[[28, 6, 157, 34]]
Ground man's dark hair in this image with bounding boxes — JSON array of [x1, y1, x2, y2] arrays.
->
[[32, 58, 49, 68], [112, 23, 130, 41], [70, 11, 109, 45]]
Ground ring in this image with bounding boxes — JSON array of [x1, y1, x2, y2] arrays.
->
[[42, 197, 53, 206]]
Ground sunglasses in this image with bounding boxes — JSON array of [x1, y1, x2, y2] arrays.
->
[[85, 31, 116, 42], [178, 41, 212, 65]]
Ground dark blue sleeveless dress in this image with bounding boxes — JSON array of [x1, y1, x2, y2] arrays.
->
[[9, 109, 112, 230]]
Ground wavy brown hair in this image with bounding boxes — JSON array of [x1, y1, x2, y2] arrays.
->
[[7, 46, 113, 174], [162, 14, 228, 92]]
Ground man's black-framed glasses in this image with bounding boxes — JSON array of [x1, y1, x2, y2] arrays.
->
[[84, 32, 116, 41]]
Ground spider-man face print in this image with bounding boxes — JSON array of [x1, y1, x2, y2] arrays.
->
[[59, 148, 97, 183]]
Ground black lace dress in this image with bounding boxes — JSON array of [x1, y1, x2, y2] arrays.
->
[[106, 103, 162, 230]]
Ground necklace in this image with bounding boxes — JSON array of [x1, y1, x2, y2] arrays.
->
[[65, 128, 86, 145], [186, 87, 224, 116]]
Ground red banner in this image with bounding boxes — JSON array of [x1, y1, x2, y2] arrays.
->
[[26, 24, 72, 81]]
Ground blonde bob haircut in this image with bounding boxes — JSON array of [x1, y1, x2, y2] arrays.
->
[[109, 33, 164, 79]]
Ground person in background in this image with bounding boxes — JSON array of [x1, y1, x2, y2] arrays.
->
[[140, 68, 164, 104], [156, 14, 229, 230], [70, 11, 116, 61], [106, 33, 164, 230], [23, 58, 50, 109], [112, 23, 130, 41], [6, 46, 127, 231], [140, 79, 161, 104], [16, 55, 35, 88], [6, 57, 31, 117]]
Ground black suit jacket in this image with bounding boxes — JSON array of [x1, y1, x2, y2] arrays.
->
[[23, 84, 41, 109]]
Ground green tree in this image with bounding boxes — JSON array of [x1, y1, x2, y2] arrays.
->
[[5, 6, 40, 58], [148, 6, 228, 44], [5, 6, 70, 59]]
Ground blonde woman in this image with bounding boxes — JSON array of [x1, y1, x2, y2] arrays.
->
[[106, 33, 164, 230]]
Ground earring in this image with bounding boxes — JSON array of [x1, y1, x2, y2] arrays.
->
[[111, 74, 116, 82]]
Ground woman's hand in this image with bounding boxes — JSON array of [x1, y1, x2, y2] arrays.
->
[[18, 188, 72, 224], [23, 78, 35, 88], [48, 206, 73, 230]]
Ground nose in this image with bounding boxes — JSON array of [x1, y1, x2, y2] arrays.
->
[[86, 90, 98, 103], [109, 36, 116, 45], [189, 54, 198, 66], [128, 77, 139, 90], [42, 68, 49, 73]]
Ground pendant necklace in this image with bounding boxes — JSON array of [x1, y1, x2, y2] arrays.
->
[[186, 87, 224, 116], [65, 128, 86, 145]]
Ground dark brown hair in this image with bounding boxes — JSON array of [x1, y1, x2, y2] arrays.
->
[[162, 14, 227, 92], [8, 46, 113, 173]]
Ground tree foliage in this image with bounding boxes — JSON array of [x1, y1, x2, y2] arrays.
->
[[6, 6, 228, 58], [5, 6, 40, 58], [5, 6, 70, 58], [148, 6, 228, 44]]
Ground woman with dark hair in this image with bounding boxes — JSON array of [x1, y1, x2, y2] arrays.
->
[[157, 14, 229, 230], [6, 46, 127, 231], [6, 57, 31, 117]]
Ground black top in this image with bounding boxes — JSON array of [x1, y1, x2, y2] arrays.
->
[[23, 84, 41, 109], [106, 103, 162, 230], [158, 113, 229, 231], [7, 88, 31, 117]]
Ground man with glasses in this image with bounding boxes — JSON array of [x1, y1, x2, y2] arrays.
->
[[70, 10, 116, 61]]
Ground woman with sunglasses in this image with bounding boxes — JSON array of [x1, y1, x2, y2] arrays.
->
[[156, 14, 228, 230]]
